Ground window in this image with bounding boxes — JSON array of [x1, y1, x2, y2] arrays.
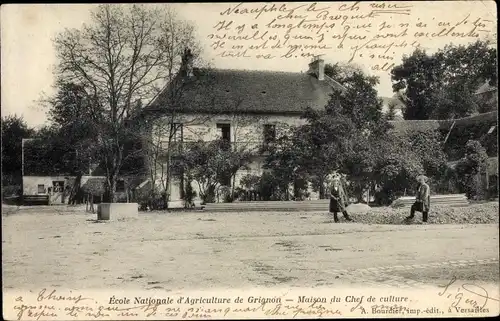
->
[[263, 124, 276, 144], [116, 180, 126, 192], [172, 123, 183, 142], [216, 123, 231, 142], [167, 123, 183, 152], [37, 184, 45, 194], [52, 181, 64, 193]]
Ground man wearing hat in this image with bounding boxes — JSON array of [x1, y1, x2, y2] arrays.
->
[[407, 175, 431, 222], [329, 175, 352, 223]]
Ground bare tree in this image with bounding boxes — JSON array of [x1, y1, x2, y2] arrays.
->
[[53, 4, 202, 202]]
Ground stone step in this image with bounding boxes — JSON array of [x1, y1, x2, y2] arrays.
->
[[391, 194, 468, 208], [203, 194, 470, 212]]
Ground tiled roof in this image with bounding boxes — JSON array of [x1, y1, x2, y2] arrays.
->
[[389, 111, 498, 132], [148, 69, 343, 115], [475, 82, 497, 95], [448, 156, 498, 173]]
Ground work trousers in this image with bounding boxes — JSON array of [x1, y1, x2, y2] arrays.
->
[[409, 202, 428, 222], [333, 211, 351, 222]]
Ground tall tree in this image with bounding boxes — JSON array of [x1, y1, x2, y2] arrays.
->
[[52, 4, 201, 202], [297, 108, 357, 199], [324, 63, 389, 134], [263, 123, 311, 200], [391, 40, 497, 120], [323, 63, 391, 199], [43, 82, 101, 203], [1, 115, 34, 185]]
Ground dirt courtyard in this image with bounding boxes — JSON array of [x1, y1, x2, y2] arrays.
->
[[2, 206, 499, 291]]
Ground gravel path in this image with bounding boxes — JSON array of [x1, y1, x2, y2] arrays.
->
[[2, 205, 499, 291]]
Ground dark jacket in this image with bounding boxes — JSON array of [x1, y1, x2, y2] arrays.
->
[[329, 184, 348, 212]]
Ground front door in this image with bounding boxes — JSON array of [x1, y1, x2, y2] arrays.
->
[[51, 181, 65, 204]]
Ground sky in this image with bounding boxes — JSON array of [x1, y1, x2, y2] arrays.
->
[[1, 2, 497, 127]]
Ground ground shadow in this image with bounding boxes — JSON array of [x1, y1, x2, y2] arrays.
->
[[86, 219, 108, 224]]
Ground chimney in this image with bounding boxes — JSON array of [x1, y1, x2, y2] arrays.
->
[[181, 48, 194, 77], [308, 55, 325, 81]]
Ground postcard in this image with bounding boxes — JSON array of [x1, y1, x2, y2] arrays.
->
[[1, 2, 498, 319]]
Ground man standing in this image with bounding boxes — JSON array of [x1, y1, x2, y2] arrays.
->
[[329, 176, 352, 223], [407, 175, 431, 222]]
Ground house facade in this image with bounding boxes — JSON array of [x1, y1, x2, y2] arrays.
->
[[21, 138, 144, 204], [144, 54, 346, 205]]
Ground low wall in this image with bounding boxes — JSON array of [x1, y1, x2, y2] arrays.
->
[[98, 203, 139, 220]]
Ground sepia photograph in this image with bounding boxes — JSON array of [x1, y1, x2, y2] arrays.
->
[[1, 1, 499, 319]]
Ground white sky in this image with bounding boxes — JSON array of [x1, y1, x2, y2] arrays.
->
[[1, 2, 497, 127]]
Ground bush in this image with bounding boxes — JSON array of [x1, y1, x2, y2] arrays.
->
[[2, 185, 21, 198], [454, 140, 489, 200], [2, 185, 22, 205], [237, 172, 293, 201], [133, 187, 165, 211], [183, 180, 197, 208], [240, 174, 261, 191], [373, 186, 396, 206], [217, 186, 232, 203]]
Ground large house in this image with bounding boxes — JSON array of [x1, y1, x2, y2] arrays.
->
[[21, 50, 497, 206], [143, 52, 347, 205]]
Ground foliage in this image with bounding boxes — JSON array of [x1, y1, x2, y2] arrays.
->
[[455, 140, 489, 199], [1, 115, 34, 185], [258, 172, 283, 201], [45, 82, 100, 167], [261, 63, 398, 201], [324, 63, 392, 199], [406, 128, 448, 177], [262, 123, 310, 200], [385, 102, 397, 121], [324, 63, 387, 134], [239, 174, 261, 191], [183, 179, 197, 208], [81, 178, 107, 196], [259, 60, 454, 201], [237, 172, 295, 201], [299, 109, 358, 198], [173, 139, 254, 203], [372, 133, 425, 196], [133, 186, 165, 211], [372, 127, 448, 198], [23, 128, 76, 176], [391, 40, 497, 120]]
